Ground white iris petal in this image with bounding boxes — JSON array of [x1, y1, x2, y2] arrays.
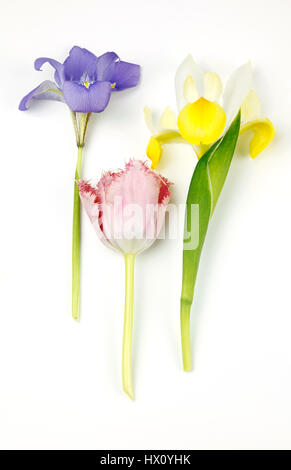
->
[[175, 55, 204, 111], [203, 72, 223, 102], [223, 62, 253, 127]]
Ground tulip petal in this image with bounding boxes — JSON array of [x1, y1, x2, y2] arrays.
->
[[175, 55, 204, 110], [223, 62, 253, 127], [78, 181, 115, 251], [241, 90, 261, 122], [203, 72, 223, 102], [177, 97, 226, 145], [79, 160, 172, 255], [239, 118, 275, 158], [34, 57, 65, 87], [62, 80, 112, 113], [18, 80, 64, 110]]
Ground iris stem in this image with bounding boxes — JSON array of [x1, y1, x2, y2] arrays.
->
[[122, 254, 135, 400], [71, 112, 90, 321], [72, 144, 83, 321], [70, 111, 79, 146], [180, 299, 192, 371]]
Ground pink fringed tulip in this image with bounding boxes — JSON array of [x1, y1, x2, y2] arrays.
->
[[78, 159, 172, 399]]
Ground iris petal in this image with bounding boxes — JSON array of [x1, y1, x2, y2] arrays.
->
[[34, 57, 65, 88], [223, 62, 252, 127], [183, 75, 199, 103], [63, 46, 98, 82], [175, 55, 204, 110], [177, 97, 226, 145], [62, 80, 112, 113], [241, 90, 261, 122], [19, 80, 64, 110], [146, 131, 188, 169], [203, 72, 223, 102], [146, 137, 163, 169], [111, 61, 140, 91], [96, 52, 119, 81], [239, 118, 275, 158], [158, 107, 176, 131]]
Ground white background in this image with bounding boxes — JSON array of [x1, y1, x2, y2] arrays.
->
[[0, 0, 290, 450]]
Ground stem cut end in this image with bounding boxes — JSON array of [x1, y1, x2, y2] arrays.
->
[[183, 360, 193, 372], [180, 299, 193, 371], [72, 279, 80, 321], [123, 385, 134, 401], [72, 308, 80, 322]]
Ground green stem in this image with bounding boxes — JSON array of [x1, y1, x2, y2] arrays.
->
[[70, 111, 79, 146], [71, 113, 89, 321], [72, 145, 83, 321], [180, 300, 192, 371], [122, 254, 135, 400]]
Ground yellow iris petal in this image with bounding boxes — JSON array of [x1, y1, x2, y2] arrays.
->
[[177, 97, 226, 145], [239, 118, 275, 158], [146, 131, 188, 169], [146, 137, 163, 169]]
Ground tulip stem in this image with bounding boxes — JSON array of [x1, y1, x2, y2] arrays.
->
[[72, 144, 83, 321], [122, 253, 135, 400], [180, 299, 192, 371]]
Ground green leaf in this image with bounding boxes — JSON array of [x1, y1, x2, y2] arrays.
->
[[180, 111, 241, 370]]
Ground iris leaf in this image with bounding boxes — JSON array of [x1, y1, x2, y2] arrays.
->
[[180, 111, 241, 370]]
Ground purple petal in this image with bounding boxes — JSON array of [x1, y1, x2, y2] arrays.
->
[[96, 52, 119, 81], [63, 46, 98, 82], [62, 81, 112, 113], [111, 61, 140, 91], [19, 80, 64, 110], [34, 57, 65, 88]]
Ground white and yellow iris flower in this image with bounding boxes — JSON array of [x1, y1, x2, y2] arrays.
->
[[145, 55, 274, 169]]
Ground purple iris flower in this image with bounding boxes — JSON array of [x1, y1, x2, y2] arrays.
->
[[19, 46, 140, 113]]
